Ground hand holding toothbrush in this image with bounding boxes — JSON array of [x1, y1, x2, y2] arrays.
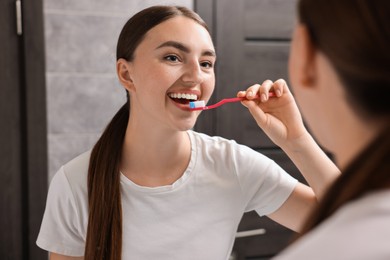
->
[[238, 79, 310, 150]]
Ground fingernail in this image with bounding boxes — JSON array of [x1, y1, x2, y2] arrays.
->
[[248, 91, 253, 97], [261, 94, 267, 102], [276, 89, 282, 97]]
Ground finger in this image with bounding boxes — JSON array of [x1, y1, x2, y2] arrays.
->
[[259, 79, 274, 102], [244, 84, 261, 100], [274, 79, 288, 97], [244, 100, 268, 127], [237, 90, 247, 98]]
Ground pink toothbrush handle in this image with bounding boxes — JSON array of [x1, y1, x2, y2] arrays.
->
[[196, 92, 276, 110], [208, 97, 248, 108]]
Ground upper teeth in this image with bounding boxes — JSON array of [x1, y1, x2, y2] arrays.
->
[[169, 93, 198, 100]]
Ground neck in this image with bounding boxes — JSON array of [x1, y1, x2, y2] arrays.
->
[[332, 117, 385, 171], [120, 119, 191, 187]]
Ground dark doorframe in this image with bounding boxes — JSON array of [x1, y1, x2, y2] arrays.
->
[[22, 0, 48, 258], [0, 0, 47, 259]]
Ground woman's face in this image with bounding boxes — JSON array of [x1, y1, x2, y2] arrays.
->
[[125, 16, 216, 132]]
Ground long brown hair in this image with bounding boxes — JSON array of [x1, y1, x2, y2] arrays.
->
[[296, 0, 390, 237], [84, 6, 209, 260]]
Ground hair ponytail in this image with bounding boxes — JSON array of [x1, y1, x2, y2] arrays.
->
[[84, 101, 129, 260]]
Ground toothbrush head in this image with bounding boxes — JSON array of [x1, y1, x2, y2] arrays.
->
[[189, 100, 206, 109]]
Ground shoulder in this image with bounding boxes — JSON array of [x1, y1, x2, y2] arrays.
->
[[275, 190, 390, 259], [189, 130, 274, 170], [189, 130, 259, 156], [63, 150, 91, 178], [47, 150, 91, 207], [320, 190, 390, 233], [37, 151, 91, 256], [61, 150, 91, 189], [189, 130, 279, 178], [189, 130, 235, 145]]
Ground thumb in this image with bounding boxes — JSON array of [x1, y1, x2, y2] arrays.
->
[[244, 101, 268, 128]]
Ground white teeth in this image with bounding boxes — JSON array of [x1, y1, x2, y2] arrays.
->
[[169, 93, 198, 100]]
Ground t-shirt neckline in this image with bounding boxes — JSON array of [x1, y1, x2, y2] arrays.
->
[[119, 130, 196, 193]]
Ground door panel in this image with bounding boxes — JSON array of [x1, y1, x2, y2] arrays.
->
[[244, 0, 296, 40], [213, 0, 296, 147], [216, 42, 290, 147]]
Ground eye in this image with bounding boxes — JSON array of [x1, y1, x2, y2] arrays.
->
[[164, 54, 181, 63], [200, 61, 213, 69]]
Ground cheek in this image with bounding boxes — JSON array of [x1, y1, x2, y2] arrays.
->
[[203, 75, 215, 99], [295, 93, 329, 147], [148, 67, 181, 88], [288, 50, 300, 90], [134, 67, 173, 94]]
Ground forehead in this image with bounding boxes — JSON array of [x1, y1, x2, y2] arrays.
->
[[140, 16, 214, 52]]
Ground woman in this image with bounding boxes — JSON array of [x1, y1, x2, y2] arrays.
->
[[240, 0, 390, 259], [37, 5, 338, 260]]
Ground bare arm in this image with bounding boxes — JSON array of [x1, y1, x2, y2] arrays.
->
[[268, 129, 340, 232], [239, 79, 340, 231], [280, 132, 340, 198], [50, 253, 83, 260]]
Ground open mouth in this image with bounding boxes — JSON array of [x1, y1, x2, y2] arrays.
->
[[168, 93, 198, 105]]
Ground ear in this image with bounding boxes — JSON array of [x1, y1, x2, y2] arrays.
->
[[117, 58, 135, 92], [289, 24, 318, 88]]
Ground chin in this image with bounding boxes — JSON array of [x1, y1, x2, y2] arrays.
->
[[171, 112, 199, 131], [176, 122, 196, 132]]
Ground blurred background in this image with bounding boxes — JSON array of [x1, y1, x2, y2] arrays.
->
[[1, 0, 300, 259]]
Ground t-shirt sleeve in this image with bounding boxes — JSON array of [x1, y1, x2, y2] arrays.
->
[[233, 144, 298, 216], [36, 167, 85, 256]]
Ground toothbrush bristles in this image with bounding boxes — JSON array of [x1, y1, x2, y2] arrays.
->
[[189, 100, 205, 109]]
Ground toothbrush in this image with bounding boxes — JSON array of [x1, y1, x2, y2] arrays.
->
[[189, 92, 276, 111]]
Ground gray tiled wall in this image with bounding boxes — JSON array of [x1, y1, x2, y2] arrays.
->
[[44, 0, 193, 180]]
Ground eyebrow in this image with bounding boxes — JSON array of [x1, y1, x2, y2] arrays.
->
[[156, 41, 216, 57]]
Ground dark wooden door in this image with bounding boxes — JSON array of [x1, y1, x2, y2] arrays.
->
[[0, 0, 47, 259], [196, 0, 299, 259]]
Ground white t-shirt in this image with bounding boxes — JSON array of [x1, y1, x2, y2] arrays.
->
[[273, 190, 390, 260], [37, 130, 297, 259]]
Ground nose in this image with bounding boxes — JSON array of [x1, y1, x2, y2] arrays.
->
[[181, 60, 204, 85]]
